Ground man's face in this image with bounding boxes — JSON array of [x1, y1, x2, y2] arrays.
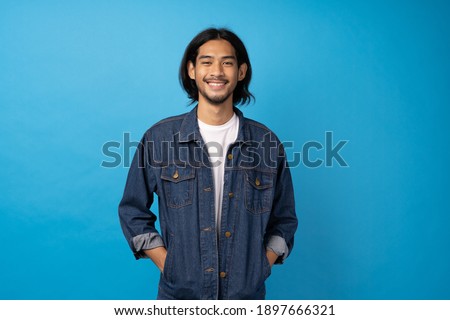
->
[[188, 39, 247, 106]]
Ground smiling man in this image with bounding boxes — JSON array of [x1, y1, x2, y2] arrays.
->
[[118, 28, 298, 300]]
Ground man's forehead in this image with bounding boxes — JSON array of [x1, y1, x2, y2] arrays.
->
[[196, 39, 236, 58]]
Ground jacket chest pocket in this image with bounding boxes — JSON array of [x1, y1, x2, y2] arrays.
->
[[244, 170, 275, 214], [161, 165, 196, 208]]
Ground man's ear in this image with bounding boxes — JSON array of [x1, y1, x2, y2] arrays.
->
[[238, 63, 248, 81], [187, 61, 195, 80]]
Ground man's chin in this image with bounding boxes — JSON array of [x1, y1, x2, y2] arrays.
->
[[205, 95, 231, 106]]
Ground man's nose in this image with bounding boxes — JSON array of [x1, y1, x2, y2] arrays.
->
[[210, 62, 224, 77]]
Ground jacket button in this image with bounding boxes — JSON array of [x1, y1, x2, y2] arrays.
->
[[225, 231, 231, 238], [219, 272, 227, 278], [228, 192, 234, 198], [227, 154, 233, 160], [172, 170, 179, 179], [255, 178, 260, 186]]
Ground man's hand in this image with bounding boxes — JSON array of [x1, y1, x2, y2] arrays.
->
[[266, 250, 279, 267], [144, 247, 167, 273]]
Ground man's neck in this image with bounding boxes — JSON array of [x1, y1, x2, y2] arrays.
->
[[197, 98, 234, 126]]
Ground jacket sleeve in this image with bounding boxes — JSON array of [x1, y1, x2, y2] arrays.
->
[[264, 142, 298, 264], [118, 132, 164, 259]]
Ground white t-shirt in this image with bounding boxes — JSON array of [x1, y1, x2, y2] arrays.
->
[[198, 113, 239, 232]]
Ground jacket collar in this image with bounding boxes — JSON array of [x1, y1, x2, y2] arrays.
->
[[179, 105, 248, 144]]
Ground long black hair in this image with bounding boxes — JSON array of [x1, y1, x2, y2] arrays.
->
[[179, 28, 254, 105]]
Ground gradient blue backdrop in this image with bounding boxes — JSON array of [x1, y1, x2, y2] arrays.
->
[[1, 0, 449, 299]]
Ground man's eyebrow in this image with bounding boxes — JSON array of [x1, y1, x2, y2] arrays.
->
[[198, 55, 236, 60], [221, 55, 236, 60]]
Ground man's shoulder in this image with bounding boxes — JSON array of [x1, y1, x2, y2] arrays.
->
[[243, 116, 272, 133], [142, 111, 189, 138], [152, 112, 188, 129], [242, 116, 282, 142]]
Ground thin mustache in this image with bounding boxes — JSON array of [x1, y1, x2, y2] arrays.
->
[[204, 77, 228, 82]]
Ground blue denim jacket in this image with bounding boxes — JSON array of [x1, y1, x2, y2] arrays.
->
[[118, 106, 298, 299]]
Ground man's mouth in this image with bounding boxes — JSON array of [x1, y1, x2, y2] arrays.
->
[[205, 80, 228, 90]]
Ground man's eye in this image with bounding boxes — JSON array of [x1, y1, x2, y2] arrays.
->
[[224, 61, 233, 66], [201, 61, 212, 65]]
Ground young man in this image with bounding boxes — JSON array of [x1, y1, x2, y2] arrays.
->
[[118, 28, 298, 300]]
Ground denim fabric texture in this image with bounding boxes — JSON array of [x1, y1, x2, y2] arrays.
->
[[119, 106, 298, 299]]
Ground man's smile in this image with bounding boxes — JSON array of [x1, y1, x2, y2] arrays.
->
[[205, 79, 228, 90]]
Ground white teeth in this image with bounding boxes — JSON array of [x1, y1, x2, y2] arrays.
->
[[209, 83, 224, 86]]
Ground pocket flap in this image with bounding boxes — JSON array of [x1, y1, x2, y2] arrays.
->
[[245, 170, 274, 190], [161, 165, 195, 183]]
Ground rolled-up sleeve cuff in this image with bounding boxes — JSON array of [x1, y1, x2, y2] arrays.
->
[[266, 235, 289, 264], [132, 232, 165, 259]]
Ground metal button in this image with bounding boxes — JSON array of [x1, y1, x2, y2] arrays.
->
[[227, 154, 233, 160], [219, 271, 227, 278], [228, 192, 234, 198], [172, 170, 179, 179], [225, 231, 232, 238], [255, 178, 260, 186]]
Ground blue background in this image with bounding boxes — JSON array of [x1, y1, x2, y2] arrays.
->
[[1, 0, 449, 299]]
